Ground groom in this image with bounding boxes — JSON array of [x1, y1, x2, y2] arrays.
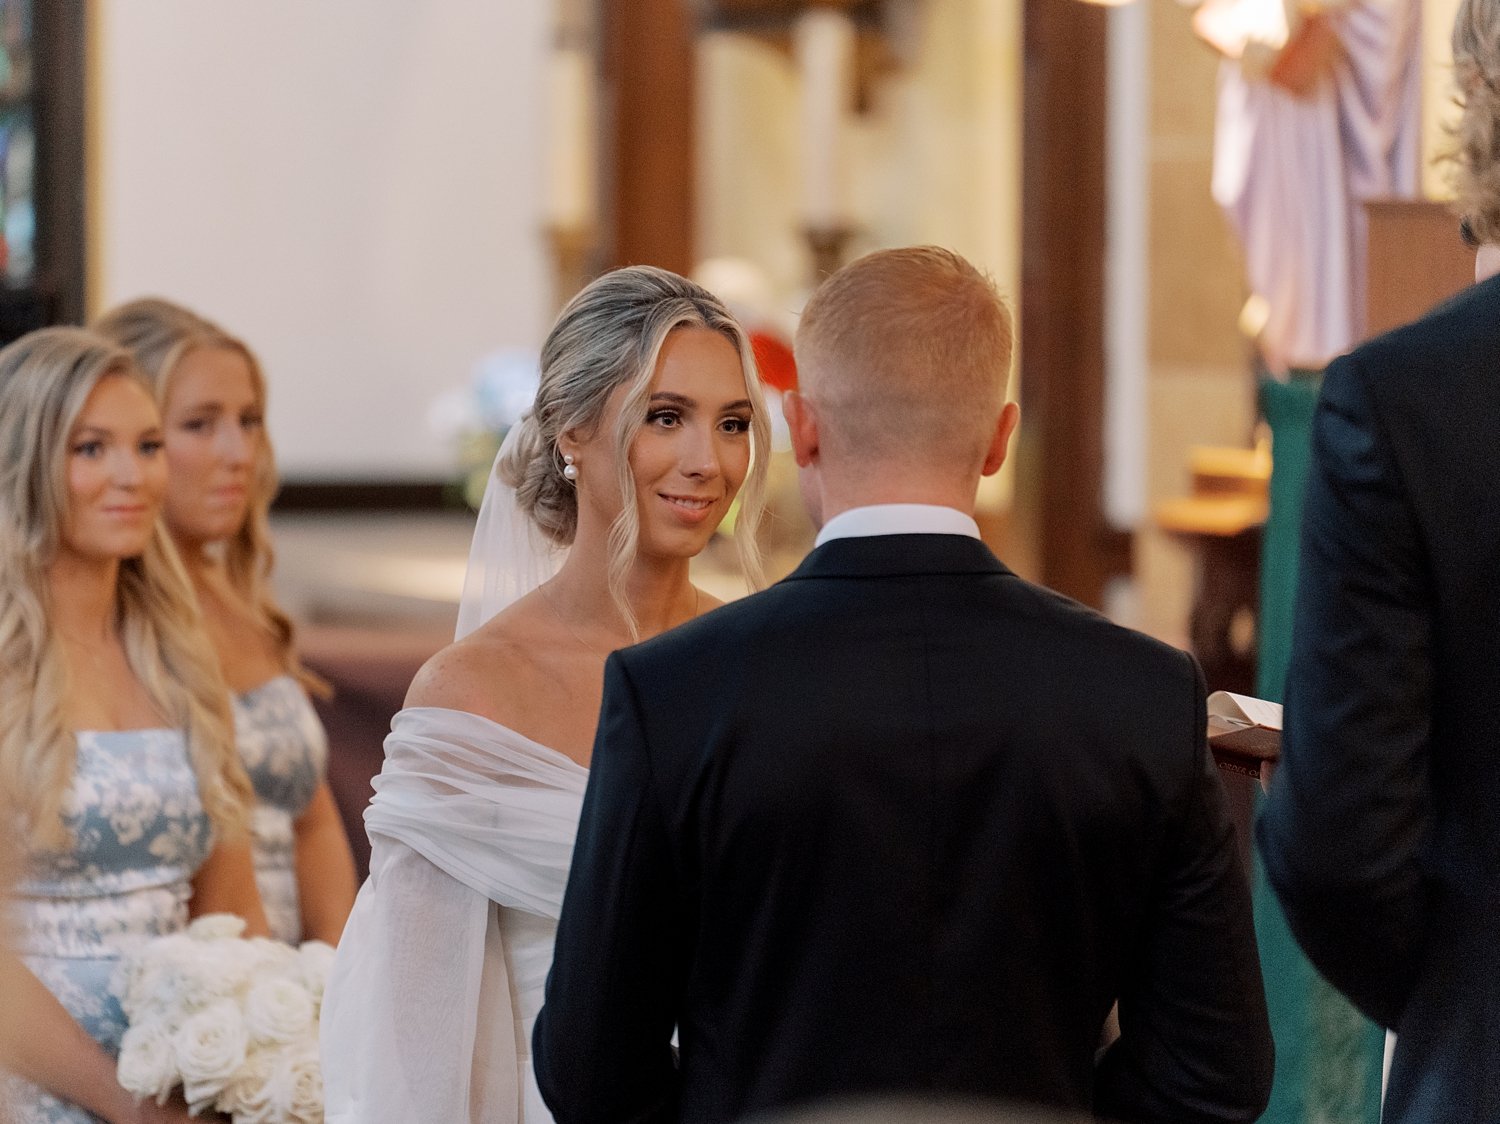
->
[[533, 247, 1272, 1123]]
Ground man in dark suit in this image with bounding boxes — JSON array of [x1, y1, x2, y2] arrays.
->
[[1258, 257, 1500, 1121], [533, 247, 1272, 1123]]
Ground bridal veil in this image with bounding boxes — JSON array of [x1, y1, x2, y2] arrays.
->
[[322, 429, 582, 1124], [455, 424, 566, 640]]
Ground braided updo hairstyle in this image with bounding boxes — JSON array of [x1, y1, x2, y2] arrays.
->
[[499, 266, 769, 628], [1452, 0, 1500, 245]]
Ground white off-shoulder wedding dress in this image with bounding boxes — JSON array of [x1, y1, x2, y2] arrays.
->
[[321, 706, 587, 1123]]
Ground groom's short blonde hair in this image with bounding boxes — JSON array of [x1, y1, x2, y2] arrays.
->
[[794, 246, 1013, 470]]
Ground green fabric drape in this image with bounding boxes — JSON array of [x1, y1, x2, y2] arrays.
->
[[1252, 373, 1385, 1124]]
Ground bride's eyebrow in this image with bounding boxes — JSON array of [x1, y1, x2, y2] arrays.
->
[[648, 392, 753, 412]]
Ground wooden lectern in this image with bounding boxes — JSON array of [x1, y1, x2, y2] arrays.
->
[[1365, 198, 1475, 336]]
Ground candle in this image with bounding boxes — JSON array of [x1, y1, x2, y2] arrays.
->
[[547, 43, 596, 230], [795, 6, 855, 230]]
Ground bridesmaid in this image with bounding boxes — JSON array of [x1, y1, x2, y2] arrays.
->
[[95, 299, 356, 946], [0, 327, 267, 1123]]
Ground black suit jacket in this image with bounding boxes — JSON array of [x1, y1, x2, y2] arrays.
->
[[535, 533, 1272, 1123], [1258, 275, 1500, 1123]]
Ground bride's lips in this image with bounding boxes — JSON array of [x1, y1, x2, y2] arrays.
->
[[659, 493, 718, 525], [101, 503, 150, 519]]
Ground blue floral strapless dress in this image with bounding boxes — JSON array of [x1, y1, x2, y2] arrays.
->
[[233, 675, 327, 944], [6, 728, 212, 1124]]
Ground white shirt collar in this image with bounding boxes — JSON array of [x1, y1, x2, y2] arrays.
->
[[814, 503, 981, 547], [1478, 243, 1500, 284]]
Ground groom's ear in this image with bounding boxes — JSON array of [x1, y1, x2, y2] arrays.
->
[[783, 391, 819, 469], [980, 401, 1020, 477]]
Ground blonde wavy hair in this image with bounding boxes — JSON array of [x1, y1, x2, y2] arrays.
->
[[499, 266, 770, 635], [1450, 0, 1500, 244], [93, 298, 326, 696], [0, 327, 251, 850]]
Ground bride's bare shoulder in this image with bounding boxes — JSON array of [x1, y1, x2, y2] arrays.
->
[[403, 598, 553, 723]]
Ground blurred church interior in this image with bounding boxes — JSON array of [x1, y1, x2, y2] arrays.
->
[[10, 0, 1474, 866]]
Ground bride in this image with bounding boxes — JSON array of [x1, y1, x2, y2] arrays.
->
[[321, 266, 770, 1122]]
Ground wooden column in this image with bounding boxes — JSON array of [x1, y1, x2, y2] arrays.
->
[[1020, 0, 1127, 609], [599, 0, 695, 275], [37, 0, 86, 325]]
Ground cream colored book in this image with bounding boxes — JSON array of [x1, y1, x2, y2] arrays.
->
[[1207, 691, 1282, 777]]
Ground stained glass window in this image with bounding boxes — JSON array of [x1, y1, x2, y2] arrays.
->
[[0, 0, 37, 287]]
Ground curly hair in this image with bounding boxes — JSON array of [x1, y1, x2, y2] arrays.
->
[[498, 265, 770, 635], [93, 298, 327, 697], [0, 327, 252, 849], [1450, 0, 1500, 244]]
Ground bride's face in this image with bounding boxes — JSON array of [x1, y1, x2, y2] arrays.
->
[[573, 326, 753, 562]]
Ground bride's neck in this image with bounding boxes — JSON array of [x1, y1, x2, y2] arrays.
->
[[546, 547, 696, 642]]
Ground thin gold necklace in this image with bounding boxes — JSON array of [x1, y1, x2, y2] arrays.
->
[[539, 581, 700, 659]]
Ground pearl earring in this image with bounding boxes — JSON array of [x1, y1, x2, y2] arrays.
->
[[562, 454, 578, 482]]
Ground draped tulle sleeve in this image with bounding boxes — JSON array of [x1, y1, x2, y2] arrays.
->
[[321, 707, 588, 1124]]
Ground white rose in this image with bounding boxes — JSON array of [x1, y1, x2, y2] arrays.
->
[[172, 1000, 248, 1087], [244, 976, 315, 1047], [207, 938, 257, 998], [118, 934, 193, 1019], [182, 1074, 223, 1117], [297, 941, 336, 1003], [116, 1022, 179, 1103], [170, 943, 241, 1012], [215, 1047, 276, 1122], [263, 1042, 323, 1124], [284, 1042, 324, 1124], [246, 936, 300, 976], [187, 913, 246, 942], [140, 933, 194, 967]]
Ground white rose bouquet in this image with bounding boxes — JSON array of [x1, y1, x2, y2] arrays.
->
[[114, 914, 331, 1123]]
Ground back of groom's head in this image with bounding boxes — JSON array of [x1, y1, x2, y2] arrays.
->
[[794, 246, 1013, 474]]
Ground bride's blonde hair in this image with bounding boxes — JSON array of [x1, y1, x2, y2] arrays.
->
[[499, 266, 770, 634], [93, 297, 326, 696], [0, 327, 252, 849]]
